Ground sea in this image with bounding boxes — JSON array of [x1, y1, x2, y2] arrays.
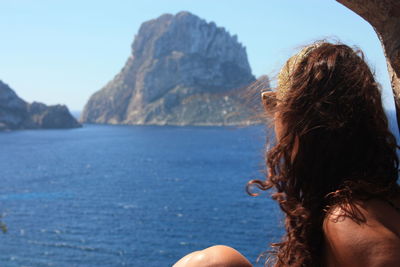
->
[[0, 124, 284, 267]]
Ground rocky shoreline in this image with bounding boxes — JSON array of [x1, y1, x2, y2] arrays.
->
[[0, 80, 81, 131]]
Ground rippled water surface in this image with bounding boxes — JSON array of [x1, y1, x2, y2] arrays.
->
[[0, 125, 283, 266]]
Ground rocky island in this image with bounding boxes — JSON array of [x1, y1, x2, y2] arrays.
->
[[0, 80, 80, 130], [81, 11, 265, 126]]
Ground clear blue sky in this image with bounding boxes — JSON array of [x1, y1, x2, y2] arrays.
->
[[0, 0, 396, 115]]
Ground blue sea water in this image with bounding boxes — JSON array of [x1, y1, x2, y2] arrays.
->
[[0, 125, 283, 267]]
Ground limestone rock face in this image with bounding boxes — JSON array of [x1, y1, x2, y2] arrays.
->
[[0, 80, 80, 130], [81, 11, 259, 126]]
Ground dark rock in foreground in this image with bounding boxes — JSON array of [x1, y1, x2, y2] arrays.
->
[[0, 80, 81, 130], [81, 11, 264, 126]]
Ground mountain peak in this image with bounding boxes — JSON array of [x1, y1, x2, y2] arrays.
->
[[81, 12, 261, 126]]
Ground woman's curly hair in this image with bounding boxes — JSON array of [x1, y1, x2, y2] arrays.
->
[[248, 42, 400, 266]]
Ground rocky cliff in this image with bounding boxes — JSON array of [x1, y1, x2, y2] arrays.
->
[[81, 11, 262, 126], [0, 80, 80, 130]]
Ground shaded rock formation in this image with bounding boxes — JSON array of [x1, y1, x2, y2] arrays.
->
[[0, 80, 81, 130], [81, 11, 262, 126]]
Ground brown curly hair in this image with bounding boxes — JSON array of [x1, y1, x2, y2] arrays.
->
[[248, 42, 400, 266]]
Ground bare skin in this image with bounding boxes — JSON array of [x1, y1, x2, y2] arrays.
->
[[323, 196, 400, 267], [173, 245, 252, 267]]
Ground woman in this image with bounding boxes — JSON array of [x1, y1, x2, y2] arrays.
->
[[174, 42, 400, 266]]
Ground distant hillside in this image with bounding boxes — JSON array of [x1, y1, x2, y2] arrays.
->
[[0, 80, 80, 130], [82, 11, 266, 126]]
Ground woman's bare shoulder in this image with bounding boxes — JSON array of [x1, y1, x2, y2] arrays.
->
[[173, 245, 252, 267], [323, 200, 400, 267]]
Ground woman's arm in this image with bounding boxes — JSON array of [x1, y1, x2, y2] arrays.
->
[[173, 245, 252, 267]]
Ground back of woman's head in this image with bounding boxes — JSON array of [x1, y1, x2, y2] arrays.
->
[[250, 42, 399, 266]]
